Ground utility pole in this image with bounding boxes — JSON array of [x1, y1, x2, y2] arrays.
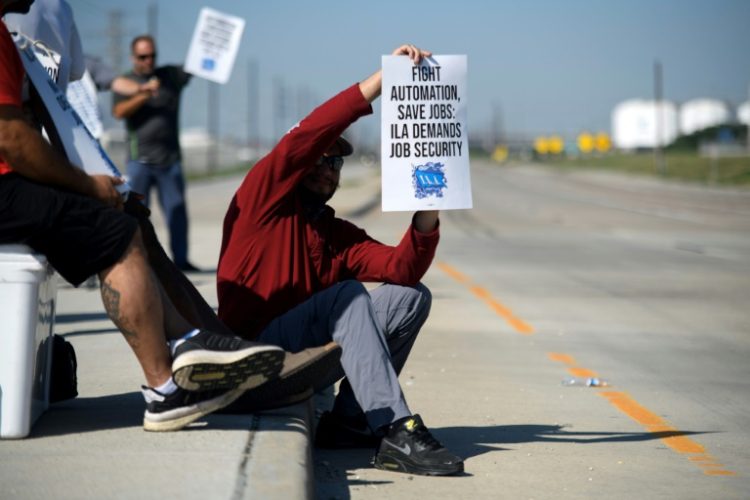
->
[[492, 103, 503, 147], [247, 59, 259, 149], [107, 10, 124, 73], [208, 83, 219, 171], [272, 77, 287, 141], [147, 2, 158, 42], [653, 59, 666, 176]]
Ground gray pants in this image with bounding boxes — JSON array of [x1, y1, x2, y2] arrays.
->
[[258, 280, 432, 431]]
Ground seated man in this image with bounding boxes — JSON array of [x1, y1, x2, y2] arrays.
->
[[0, 0, 289, 432], [217, 44, 463, 476]]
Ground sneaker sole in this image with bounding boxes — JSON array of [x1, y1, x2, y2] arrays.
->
[[217, 342, 342, 414], [373, 451, 464, 476], [172, 346, 284, 392], [143, 385, 246, 432]]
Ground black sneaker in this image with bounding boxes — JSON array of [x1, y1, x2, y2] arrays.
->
[[315, 411, 382, 449], [171, 330, 284, 392], [373, 415, 464, 476], [142, 385, 246, 432]]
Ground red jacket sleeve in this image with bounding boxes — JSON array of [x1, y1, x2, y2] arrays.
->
[[0, 23, 23, 108], [334, 216, 440, 286], [234, 83, 372, 225]]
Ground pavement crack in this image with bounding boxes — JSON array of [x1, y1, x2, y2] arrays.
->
[[232, 414, 260, 500]]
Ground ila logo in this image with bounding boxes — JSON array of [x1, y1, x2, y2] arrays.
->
[[412, 162, 447, 199]]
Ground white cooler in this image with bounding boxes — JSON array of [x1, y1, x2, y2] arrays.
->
[[0, 244, 57, 439]]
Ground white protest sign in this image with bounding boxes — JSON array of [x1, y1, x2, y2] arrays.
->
[[184, 7, 245, 84], [13, 34, 130, 196], [67, 70, 104, 139], [381, 55, 471, 212]]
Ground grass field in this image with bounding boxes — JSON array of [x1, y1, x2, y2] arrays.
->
[[535, 151, 750, 187]]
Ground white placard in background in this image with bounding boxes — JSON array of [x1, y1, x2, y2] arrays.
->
[[380, 55, 471, 212], [184, 7, 245, 84]]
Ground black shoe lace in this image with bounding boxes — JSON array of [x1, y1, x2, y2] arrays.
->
[[412, 425, 443, 450], [198, 331, 244, 350]]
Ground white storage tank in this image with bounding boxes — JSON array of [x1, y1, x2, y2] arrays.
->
[[612, 99, 679, 150], [738, 101, 750, 126], [679, 99, 731, 135]]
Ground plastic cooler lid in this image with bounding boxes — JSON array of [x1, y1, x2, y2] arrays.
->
[[0, 244, 48, 268]]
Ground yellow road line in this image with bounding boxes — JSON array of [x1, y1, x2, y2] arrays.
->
[[548, 352, 576, 366], [436, 261, 470, 284], [548, 351, 736, 477], [437, 262, 534, 335], [599, 391, 735, 476], [568, 367, 598, 378]]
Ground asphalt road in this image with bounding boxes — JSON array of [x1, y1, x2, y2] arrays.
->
[[314, 159, 750, 499]]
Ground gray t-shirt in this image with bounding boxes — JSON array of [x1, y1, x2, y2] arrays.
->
[[113, 65, 191, 166]]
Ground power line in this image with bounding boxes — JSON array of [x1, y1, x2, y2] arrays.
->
[[107, 9, 124, 73]]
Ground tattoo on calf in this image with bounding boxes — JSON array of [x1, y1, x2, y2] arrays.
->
[[101, 280, 138, 343]]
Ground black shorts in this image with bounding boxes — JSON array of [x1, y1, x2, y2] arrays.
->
[[0, 173, 138, 286]]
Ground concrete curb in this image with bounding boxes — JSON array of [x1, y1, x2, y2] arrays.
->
[[238, 400, 315, 500]]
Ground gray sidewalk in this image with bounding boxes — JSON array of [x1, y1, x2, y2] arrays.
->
[[0, 161, 382, 500]]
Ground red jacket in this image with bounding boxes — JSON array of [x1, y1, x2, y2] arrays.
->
[[217, 84, 439, 339], [0, 21, 24, 175]]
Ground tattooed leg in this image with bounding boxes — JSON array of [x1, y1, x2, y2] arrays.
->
[[98, 228, 172, 387], [101, 279, 138, 346]]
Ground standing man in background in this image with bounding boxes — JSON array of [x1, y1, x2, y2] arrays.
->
[[113, 35, 199, 272]]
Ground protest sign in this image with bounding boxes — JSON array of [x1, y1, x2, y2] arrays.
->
[[381, 55, 471, 211], [184, 7, 245, 84], [13, 34, 130, 196]]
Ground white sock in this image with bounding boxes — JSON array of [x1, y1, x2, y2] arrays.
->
[[153, 377, 178, 395], [169, 329, 201, 355]]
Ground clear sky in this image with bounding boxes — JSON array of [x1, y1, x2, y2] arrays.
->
[[65, 0, 750, 146]]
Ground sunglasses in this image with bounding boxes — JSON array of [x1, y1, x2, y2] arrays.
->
[[135, 52, 156, 61], [316, 155, 344, 171]]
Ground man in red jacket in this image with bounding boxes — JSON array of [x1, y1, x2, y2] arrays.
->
[[218, 44, 463, 476]]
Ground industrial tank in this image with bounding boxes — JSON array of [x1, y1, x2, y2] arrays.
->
[[612, 99, 678, 149], [679, 99, 731, 135]]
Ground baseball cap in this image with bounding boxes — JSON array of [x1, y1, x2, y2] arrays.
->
[[332, 136, 353, 157]]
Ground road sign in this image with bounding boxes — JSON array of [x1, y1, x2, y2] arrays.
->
[[577, 132, 595, 154]]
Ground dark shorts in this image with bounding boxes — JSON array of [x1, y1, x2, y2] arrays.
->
[[0, 173, 138, 286]]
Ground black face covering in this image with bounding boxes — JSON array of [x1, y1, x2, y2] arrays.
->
[[297, 185, 334, 220]]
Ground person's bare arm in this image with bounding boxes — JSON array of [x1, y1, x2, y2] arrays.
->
[[0, 104, 123, 209], [111, 76, 145, 95], [112, 77, 159, 119]]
